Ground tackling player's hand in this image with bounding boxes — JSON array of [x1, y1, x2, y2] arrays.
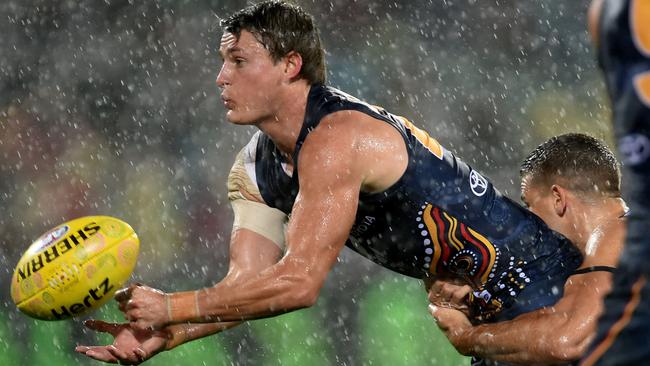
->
[[75, 320, 169, 365], [428, 304, 472, 349], [115, 284, 170, 331], [427, 279, 472, 316]]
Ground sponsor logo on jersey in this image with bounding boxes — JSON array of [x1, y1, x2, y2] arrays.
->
[[469, 170, 488, 197]]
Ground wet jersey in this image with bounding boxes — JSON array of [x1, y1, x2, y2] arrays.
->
[[597, 0, 650, 161], [247, 84, 582, 321], [595, 0, 650, 271]]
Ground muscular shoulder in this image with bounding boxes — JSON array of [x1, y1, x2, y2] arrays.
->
[[299, 110, 408, 193]]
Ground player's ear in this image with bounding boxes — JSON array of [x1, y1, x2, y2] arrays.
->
[[283, 51, 303, 81], [550, 184, 568, 217]]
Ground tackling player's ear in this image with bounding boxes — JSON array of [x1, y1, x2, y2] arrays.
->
[[283, 51, 303, 81], [550, 184, 568, 217], [588, 0, 604, 48]]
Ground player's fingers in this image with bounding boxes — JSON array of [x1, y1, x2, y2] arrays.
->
[[427, 282, 444, 302], [429, 280, 444, 294], [441, 283, 464, 303], [428, 304, 440, 319], [76, 346, 119, 363], [126, 308, 142, 323], [133, 318, 156, 332], [134, 347, 148, 362], [106, 344, 135, 363], [83, 319, 122, 335], [114, 283, 139, 303], [125, 299, 139, 310], [451, 285, 472, 304]]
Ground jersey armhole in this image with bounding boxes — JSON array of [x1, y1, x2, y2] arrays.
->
[[571, 266, 617, 276]]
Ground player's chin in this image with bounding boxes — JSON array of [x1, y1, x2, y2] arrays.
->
[[225, 111, 256, 125]]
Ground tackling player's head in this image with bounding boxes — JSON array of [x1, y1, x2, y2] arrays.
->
[[519, 133, 621, 233], [217, 1, 326, 124], [520, 133, 620, 199]]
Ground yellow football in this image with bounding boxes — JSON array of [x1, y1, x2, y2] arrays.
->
[[10, 216, 139, 320]]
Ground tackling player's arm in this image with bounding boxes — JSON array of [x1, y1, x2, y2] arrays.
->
[[120, 113, 378, 330], [430, 219, 623, 364], [588, 0, 604, 47]]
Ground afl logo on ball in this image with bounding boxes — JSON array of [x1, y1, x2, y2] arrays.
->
[[32, 226, 70, 252], [469, 170, 488, 197]]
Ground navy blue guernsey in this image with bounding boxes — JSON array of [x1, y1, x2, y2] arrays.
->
[[597, 0, 650, 148], [253, 84, 582, 322]]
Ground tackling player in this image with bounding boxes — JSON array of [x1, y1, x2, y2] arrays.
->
[[580, 0, 650, 364], [428, 133, 625, 365]]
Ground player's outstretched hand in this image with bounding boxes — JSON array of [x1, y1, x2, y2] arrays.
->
[[75, 320, 169, 365], [115, 284, 169, 331]]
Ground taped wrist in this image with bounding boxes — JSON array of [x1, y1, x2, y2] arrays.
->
[[167, 291, 203, 322]]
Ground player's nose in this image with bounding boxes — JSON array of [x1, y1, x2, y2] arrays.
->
[[216, 64, 229, 88]]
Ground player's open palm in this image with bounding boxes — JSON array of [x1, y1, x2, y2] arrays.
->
[[75, 319, 168, 364]]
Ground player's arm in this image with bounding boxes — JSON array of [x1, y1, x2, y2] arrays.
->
[[163, 227, 284, 348], [133, 140, 290, 344], [432, 271, 613, 364], [77, 147, 287, 364], [75, 228, 284, 364], [120, 116, 366, 330], [430, 220, 623, 364], [588, 0, 604, 47]]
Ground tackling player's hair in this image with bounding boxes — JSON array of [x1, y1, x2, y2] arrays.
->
[[520, 133, 621, 198], [221, 1, 326, 84]]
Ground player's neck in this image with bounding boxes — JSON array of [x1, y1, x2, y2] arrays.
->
[[256, 80, 311, 159], [567, 196, 626, 254]]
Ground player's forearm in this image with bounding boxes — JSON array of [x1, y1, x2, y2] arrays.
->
[[167, 259, 320, 323], [455, 317, 584, 364], [165, 321, 240, 350]]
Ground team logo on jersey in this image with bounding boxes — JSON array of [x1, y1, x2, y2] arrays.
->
[[469, 170, 488, 197], [417, 203, 497, 286]]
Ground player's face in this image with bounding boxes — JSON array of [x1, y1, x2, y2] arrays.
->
[[520, 175, 563, 233], [216, 31, 284, 125]]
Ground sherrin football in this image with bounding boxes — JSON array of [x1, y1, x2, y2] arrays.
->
[[11, 216, 139, 320]]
